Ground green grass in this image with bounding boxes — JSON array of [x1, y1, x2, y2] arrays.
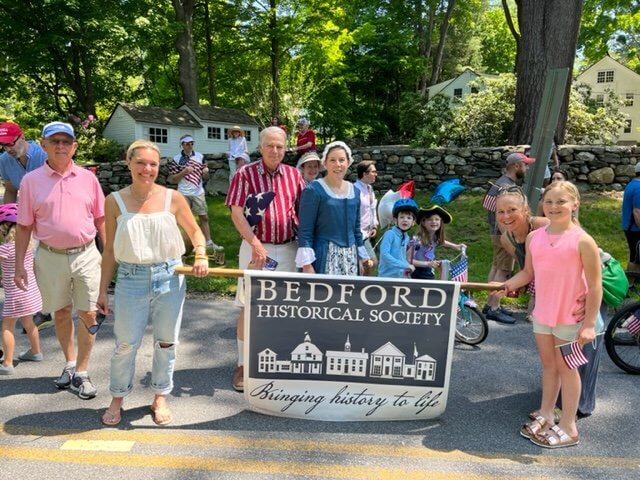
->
[[187, 190, 626, 303]]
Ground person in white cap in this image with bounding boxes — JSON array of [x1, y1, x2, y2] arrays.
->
[[14, 121, 105, 399], [227, 125, 249, 183], [167, 134, 223, 254]]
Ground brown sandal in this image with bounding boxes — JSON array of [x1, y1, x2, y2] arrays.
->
[[520, 415, 550, 439], [150, 405, 173, 426], [530, 424, 579, 448]]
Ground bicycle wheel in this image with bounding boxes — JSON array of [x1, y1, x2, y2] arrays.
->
[[605, 301, 640, 374], [455, 303, 488, 346]]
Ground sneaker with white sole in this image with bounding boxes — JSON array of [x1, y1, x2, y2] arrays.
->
[[0, 363, 15, 375], [70, 373, 97, 399], [18, 350, 43, 362], [54, 365, 75, 389]]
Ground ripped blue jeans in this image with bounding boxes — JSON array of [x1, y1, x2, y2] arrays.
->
[[110, 259, 186, 397]]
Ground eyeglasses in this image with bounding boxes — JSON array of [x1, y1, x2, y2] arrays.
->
[[0, 136, 20, 148], [84, 312, 106, 335], [367, 170, 378, 174], [46, 138, 75, 146], [182, 142, 194, 146]]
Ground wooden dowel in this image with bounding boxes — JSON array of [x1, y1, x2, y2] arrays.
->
[[175, 266, 504, 291]]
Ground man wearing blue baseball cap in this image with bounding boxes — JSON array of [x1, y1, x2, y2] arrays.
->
[[14, 121, 105, 399]]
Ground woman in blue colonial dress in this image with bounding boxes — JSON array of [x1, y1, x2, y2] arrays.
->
[[296, 141, 371, 275]]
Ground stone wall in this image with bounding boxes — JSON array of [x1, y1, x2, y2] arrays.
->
[[95, 145, 640, 196]]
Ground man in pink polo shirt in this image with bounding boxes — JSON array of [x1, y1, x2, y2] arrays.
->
[[14, 121, 105, 399]]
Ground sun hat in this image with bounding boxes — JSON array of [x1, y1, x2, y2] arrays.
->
[[296, 151, 323, 171], [321, 141, 353, 166], [505, 152, 534, 166], [41, 121, 75, 139], [416, 205, 452, 224], [228, 125, 244, 135], [0, 122, 23, 144]]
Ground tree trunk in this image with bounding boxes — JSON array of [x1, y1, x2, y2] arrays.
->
[[203, 0, 216, 106], [510, 0, 583, 144], [428, 0, 456, 87], [172, 0, 199, 105], [269, 0, 280, 118], [416, 0, 435, 95]]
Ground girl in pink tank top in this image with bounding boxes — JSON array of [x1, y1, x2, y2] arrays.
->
[[503, 181, 602, 449]]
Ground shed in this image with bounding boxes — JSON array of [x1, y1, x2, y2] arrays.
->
[[103, 103, 260, 157]]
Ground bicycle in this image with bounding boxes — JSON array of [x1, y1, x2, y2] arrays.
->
[[604, 272, 640, 374], [441, 254, 489, 346]]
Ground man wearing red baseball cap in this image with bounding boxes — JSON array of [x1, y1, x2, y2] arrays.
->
[[0, 122, 47, 203]]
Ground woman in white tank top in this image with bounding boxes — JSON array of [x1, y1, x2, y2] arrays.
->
[[97, 140, 209, 427]]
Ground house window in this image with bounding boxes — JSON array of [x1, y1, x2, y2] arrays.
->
[[597, 70, 614, 83], [148, 127, 167, 144], [625, 93, 634, 107], [453, 88, 463, 98], [207, 127, 221, 139], [245, 130, 251, 141], [392, 366, 402, 377], [624, 119, 632, 134], [470, 87, 479, 94], [596, 94, 605, 106]]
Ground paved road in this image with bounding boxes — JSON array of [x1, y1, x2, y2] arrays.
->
[[1, 293, 639, 479]]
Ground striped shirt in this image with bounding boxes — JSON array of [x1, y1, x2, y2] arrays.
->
[[0, 242, 42, 318], [226, 159, 304, 244], [168, 151, 206, 196]]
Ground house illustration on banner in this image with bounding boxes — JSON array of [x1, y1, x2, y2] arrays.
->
[[256, 332, 437, 381]]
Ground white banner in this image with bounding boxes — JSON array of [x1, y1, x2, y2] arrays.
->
[[244, 271, 460, 421]]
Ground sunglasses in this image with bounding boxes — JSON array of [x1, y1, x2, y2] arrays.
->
[[0, 136, 20, 148], [85, 312, 106, 335], [496, 185, 524, 197], [47, 138, 75, 146]]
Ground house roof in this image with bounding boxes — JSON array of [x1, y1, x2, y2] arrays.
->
[[577, 53, 640, 81], [118, 103, 202, 127], [371, 342, 405, 357], [180, 103, 260, 126]]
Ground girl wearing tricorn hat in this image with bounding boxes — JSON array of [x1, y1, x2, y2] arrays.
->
[[409, 205, 466, 280]]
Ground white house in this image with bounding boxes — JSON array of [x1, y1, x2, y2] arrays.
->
[[426, 68, 497, 103], [102, 102, 261, 157], [575, 54, 640, 145]]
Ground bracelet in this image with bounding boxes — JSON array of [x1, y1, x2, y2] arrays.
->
[[194, 255, 209, 261]]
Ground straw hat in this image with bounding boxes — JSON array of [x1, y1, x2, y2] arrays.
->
[[228, 125, 244, 136]]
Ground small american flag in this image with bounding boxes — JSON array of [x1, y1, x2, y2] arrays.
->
[[482, 193, 497, 212], [626, 313, 640, 336], [559, 341, 589, 369], [450, 256, 468, 283]]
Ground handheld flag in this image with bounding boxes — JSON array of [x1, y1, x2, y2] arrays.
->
[[244, 192, 276, 227], [398, 180, 415, 198], [626, 313, 640, 336], [450, 255, 468, 283], [558, 341, 588, 370]]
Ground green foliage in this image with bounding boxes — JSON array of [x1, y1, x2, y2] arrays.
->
[[400, 93, 454, 147], [565, 84, 629, 145], [68, 115, 124, 164]]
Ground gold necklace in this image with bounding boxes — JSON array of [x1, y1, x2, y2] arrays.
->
[[129, 186, 155, 203]]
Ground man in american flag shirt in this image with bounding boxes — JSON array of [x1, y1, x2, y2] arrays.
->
[[482, 152, 532, 324]]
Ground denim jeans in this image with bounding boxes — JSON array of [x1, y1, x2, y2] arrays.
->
[[110, 258, 186, 397]]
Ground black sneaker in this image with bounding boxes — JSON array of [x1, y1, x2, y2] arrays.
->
[[485, 307, 516, 324], [54, 365, 75, 389], [70, 373, 97, 399]]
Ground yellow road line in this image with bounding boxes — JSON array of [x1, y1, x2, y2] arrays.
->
[[0, 445, 543, 480], [61, 439, 135, 452], [1, 423, 638, 471]]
